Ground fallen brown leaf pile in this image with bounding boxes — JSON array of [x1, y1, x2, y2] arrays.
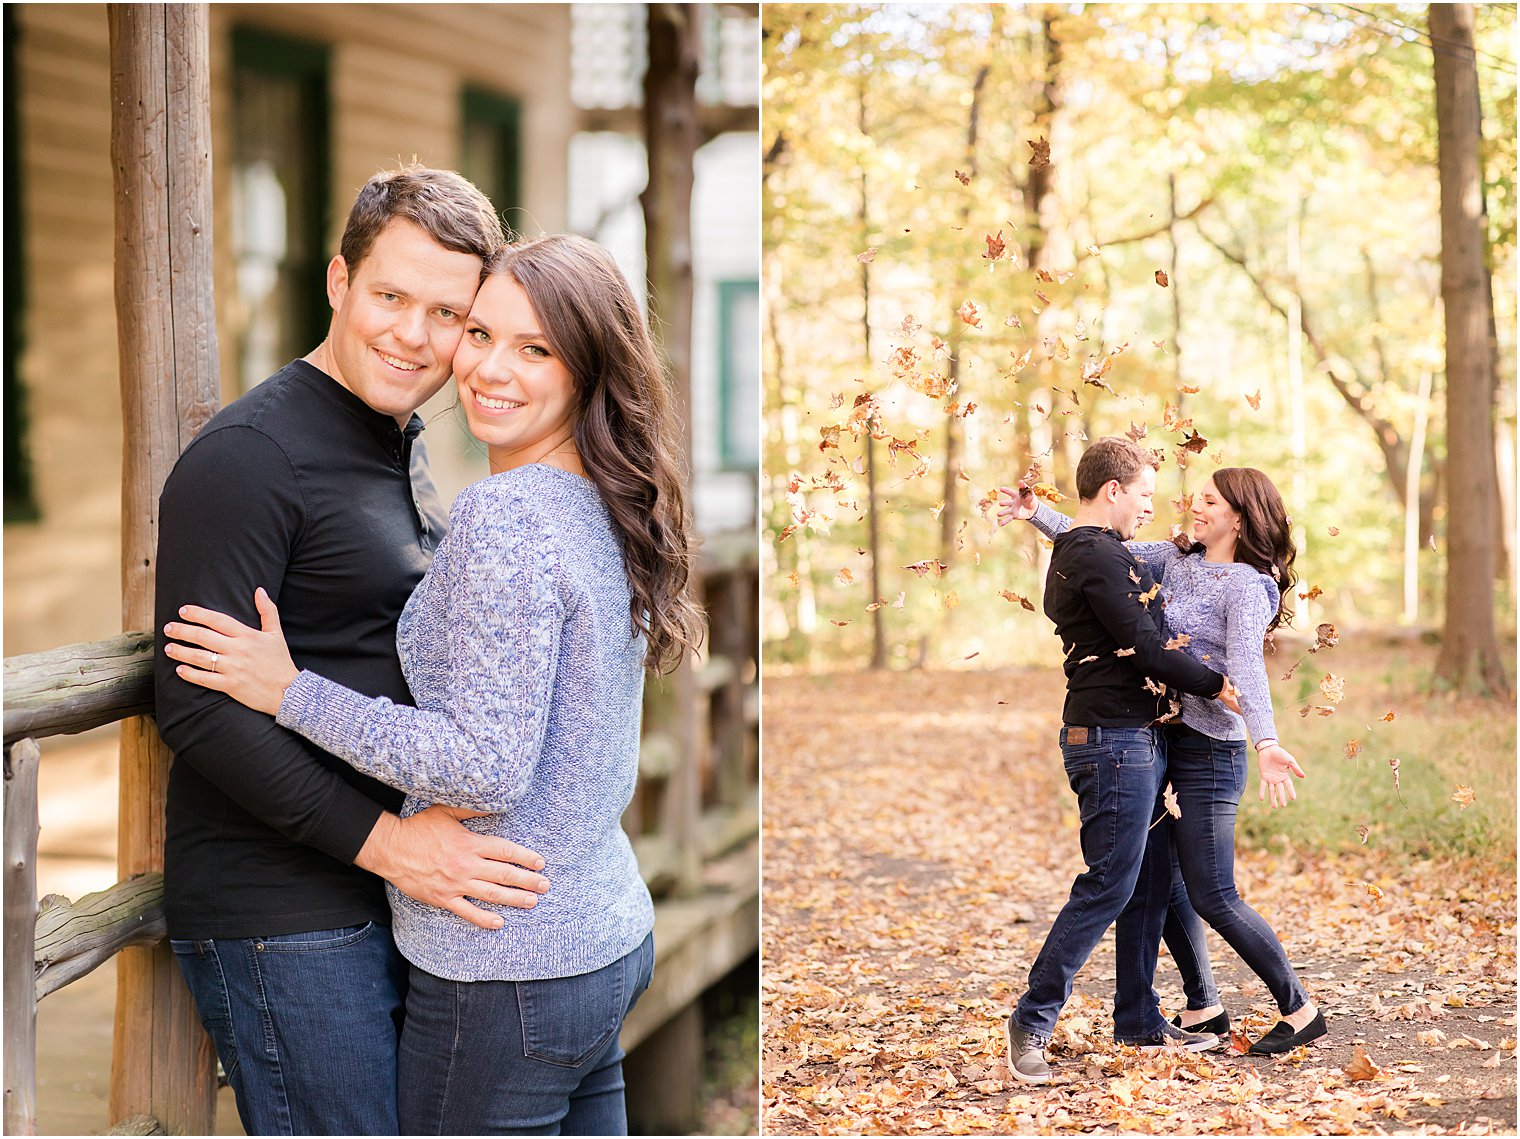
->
[[762, 669, 1517, 1135]]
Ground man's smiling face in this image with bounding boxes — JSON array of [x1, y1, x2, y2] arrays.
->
[[320, 218, 483, 424]]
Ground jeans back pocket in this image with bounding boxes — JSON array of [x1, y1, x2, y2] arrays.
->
[[515, 956, 629, 1069]]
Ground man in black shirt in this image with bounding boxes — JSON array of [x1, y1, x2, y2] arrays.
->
[[999, 437, 1239, 1084], [155, 167, 544, 1135]]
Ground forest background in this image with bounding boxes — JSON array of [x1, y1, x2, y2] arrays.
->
[[762, 1, 1516, 684], [761, 2, 1517, 850], [760, 8, 1516, 1131]]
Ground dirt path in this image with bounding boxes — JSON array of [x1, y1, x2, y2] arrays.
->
[[761, 670, 1517, 1135]]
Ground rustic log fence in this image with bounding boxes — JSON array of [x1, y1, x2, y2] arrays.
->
[[2, 544, 757, 1135]]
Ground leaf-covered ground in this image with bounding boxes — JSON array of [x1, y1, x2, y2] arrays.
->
[[762, 669, 1516, 1135]]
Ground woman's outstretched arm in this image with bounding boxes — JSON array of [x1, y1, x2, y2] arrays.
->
[[1222, 573, 1306, 808], [998, 482, 1182, 575]]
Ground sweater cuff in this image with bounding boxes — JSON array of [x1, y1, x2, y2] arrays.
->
[[1030, 500, 1068, 539], [277, 670, 369, 764]]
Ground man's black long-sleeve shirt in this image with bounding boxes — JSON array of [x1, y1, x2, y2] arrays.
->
[[155, 360, 448, 938], [1045, 524, 1225, 726]]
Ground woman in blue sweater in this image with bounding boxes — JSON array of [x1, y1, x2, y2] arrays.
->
[[1000, 467, 1326, 1055], [166, 234, 704, 1134]]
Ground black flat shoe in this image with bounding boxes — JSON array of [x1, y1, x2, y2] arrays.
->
[[1170, 1009, 1230, 1037], [1248, 1011, 1327, 1055]]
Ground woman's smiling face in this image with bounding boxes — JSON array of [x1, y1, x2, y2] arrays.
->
[[453, 273, 579, 473], [1191, 477, 1241, 551]]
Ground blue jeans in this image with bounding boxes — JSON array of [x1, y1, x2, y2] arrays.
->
[[398, 931, 656, 1135], [171, 921, 408, 1135], [1014, 726, 1172, 1045], [1159, 724, 1310, 1016]]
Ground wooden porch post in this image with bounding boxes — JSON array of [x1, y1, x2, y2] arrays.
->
[[108, 4, 220, 1132], [642, 3, 704, 893]]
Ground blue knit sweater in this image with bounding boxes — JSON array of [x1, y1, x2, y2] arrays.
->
[[277, 464, 654, 981], [1029, 502, 1280, 745]]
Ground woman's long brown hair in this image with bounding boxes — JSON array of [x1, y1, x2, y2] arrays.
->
[[1212, 467, 1298, 632], [494, 235, 704, 673]]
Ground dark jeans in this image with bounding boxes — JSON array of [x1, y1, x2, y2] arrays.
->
[[1014, 726, 1172, 1045], [1158, 723, 1310, 1016], [171, 921, 408, 1136], [398, 931, 656, 1135]]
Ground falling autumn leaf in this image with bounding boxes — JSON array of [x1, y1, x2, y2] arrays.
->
[[1179, 384, 1200, 394], [1164, 633, 1192, 650], [1319, 673, 1346, 704], [1115, 647, 1136, 657], [957, 300, 982, 327], [836, 568, 855, 585], [1031, 483, 1065, 504], [1299, 584, 1324, 601], [901, 314, 921, 336], [1327, 525, 1341, 537], [1366, 882, 1386, 902], [1163, 784, 1181, 818], [829, 619, 849, 627], [1179, 428, 1209, 454], [786, 571, 800, 589], [1345, 739, 1364, 760], [902, 559, 948, 579], [1155, 269, 1170, 287], [1027, 136, 1050, 169], [1452, 785, 1477, 811], [1357, 823, 1370, 844], [865, 598, 885, 612], [954, 169, 970, 185], [999, 590, 1036, 611], [983, 230, 1005, 260], [857, 247, 877, 264], [1245, 389, 1263, 410], [1137, 583, 1161, 607]]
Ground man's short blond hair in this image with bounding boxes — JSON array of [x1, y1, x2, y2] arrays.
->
[[1075, 436, 1160, 500]]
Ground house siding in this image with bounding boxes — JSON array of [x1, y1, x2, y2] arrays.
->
[[5, 4, 572, 654]]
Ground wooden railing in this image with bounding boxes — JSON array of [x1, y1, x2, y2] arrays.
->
[[2, 542, 758, 1136]]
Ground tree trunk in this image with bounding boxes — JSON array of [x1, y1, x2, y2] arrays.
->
[[108, 5, 220, 1132], [1428, 3, 1511, 697], [1023, 14, 1068, 564], [859, 77, 886, 669], [938, 64, 989, 583], [642, 2, 704, 888]]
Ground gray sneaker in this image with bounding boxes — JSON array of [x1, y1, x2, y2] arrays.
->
[[1004, 1015, 1052, 1084], [1132, 1020, 1220, 1052]]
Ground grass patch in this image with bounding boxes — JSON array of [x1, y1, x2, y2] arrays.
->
[[1237, 633, 1516, 866]]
